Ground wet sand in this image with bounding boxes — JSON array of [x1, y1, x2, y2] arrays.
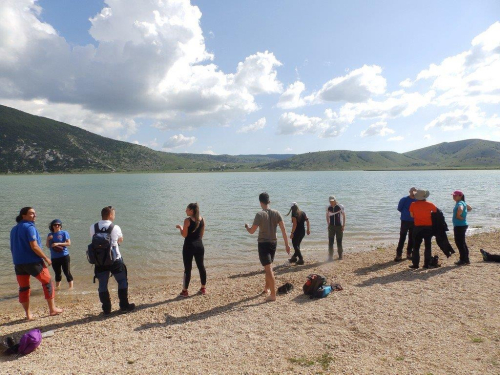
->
[[1, 230, 499, 374]]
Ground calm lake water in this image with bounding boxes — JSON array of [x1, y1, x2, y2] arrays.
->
[[1, 170, 499, 300]]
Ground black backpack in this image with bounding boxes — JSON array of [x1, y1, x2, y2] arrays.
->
[[87, 223, 115, 266], [302, 274, 327, 296]]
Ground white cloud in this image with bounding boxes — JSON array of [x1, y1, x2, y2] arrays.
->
[[277, 109, 349, 138], [311, 65, 387, 104], [414, 22, 500, 110], [162, 134, 196, 150], [202, 149, 216, 155], [237, 117, 266, 133], [360, 121, 395, 137], [0, 0, 284, 137], [284, 147, 292, 152], [399, 78, 413, 88], [425, 105, 500, 131], [277, 81, 307, 109], [388, 136, 404, 142]]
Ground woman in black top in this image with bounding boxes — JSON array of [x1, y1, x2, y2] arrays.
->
[[286, 202, 310, 265], [176, 203, 207, 297]]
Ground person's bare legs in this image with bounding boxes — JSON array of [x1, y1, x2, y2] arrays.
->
[[21, 301, 33, 320], [68, 281, 74, 289], [55, 281, 61, 289], [47, 298, 63, 316], [264, 264, 276, 301]]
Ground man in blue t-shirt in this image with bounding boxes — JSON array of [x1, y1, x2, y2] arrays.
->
[[395, 187, 417, 262], [10, 207, 63, 320]]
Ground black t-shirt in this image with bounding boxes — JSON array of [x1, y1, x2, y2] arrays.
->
[[292, 211, 308, 235]]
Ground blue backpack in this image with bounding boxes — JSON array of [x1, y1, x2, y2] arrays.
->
[[314, 285, 332, 299]]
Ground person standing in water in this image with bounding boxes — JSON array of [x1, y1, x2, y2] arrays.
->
[[287, 202, 310, 265], [10, 207, 63, 320], [46, 219, 73, 289], [176, 203, 207, 297], [245, 192, 291, 302]]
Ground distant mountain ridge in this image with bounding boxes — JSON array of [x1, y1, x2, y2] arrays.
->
[[1, 104, 500, 173]]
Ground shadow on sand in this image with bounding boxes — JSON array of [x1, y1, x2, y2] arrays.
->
[[228, 261, 325, 279], [356, 265, 455, 287], [134, 294, 265, 331]]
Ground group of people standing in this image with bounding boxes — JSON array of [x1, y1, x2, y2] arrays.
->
[[10, 187, 499, 318], [396, 187, 472, 269]]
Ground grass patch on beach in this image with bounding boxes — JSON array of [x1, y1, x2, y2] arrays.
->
[[288, 352, 334, 371], [471, 337, 484, 343], [396, 356, 405, 361]]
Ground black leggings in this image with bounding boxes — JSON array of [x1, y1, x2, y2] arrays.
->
[[182, 242, 207, 290], [51, 255, 73, 282], [291, 232, 305, 260], [454, 225, 469, 263]]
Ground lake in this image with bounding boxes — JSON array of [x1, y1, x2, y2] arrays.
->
[[1, 170, 499, 300]]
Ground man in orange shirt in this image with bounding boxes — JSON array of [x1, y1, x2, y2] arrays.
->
[[409, 190, 437, 269]]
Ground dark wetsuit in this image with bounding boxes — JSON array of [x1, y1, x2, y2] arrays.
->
[[182, 218, 207, 289], [291, 211, 308, 261]]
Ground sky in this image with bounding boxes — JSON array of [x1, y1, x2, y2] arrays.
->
[[0, 0, 499, 155]]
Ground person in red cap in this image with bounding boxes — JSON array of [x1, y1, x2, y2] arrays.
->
[[452, 190, 472, 266]]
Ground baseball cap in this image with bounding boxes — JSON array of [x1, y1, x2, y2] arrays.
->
[[329, 195, 336, 202]]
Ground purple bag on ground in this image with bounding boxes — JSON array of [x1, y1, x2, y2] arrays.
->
[[18, 329, 42, 355]]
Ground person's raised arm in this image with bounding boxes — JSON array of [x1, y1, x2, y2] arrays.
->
[[341, 210, 346, 232], [466, 204, 472, 211], [278, 221, 291, 254], [30, 241, 51, 266], [176, 218, 191, 238]]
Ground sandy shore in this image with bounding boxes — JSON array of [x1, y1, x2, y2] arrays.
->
[[1, 231, 499, 375]]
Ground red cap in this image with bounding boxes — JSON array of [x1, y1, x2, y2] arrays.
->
[[452, 190, 463, 196]]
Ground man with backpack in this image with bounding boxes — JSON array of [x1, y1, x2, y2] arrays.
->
[[89, 206, 134, 315]]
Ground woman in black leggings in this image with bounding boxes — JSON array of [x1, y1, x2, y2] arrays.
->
[[286, 203, 310, 265], [176, 203, 207, 297]]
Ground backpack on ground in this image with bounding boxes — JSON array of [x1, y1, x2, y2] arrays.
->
[[302, 274, 327, 296], [18, 329, 42, 355], [87, 223, 115, 266], [314, 285, 332, 299]]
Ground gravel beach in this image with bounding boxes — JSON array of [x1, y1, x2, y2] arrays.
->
[[1, 230, 499, 375]]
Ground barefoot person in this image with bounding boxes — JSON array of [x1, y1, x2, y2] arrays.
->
[[245, 192, 291, 301], [395, 187, 417, 262], [287, 202, 310, 265], [90, 206, 135, 315], [10, 207, 63, 320], [176, 203, 207, 297], [46, 219, 74, 289]]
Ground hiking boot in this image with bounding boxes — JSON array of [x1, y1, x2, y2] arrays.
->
[[119, 303, 136, 313], [179, 290, 189, 297], [296, 259, 305, 265], [394, 255, 403, 262], [99, 291, 112, 315], [118, 288, 134, 312], [288, 257, 298, 263], [409, 264, 419, 269], [454, 260, 470, 266]]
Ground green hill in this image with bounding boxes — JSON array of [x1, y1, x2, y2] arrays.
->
[[1, 104, 500, 173], [0, 105, 289, 173]]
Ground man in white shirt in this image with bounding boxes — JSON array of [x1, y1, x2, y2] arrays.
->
[[90, 206, 134, 315]]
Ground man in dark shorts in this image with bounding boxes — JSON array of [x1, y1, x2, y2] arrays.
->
[[10, 207, 63, 320], [245, 192, 291, 301]]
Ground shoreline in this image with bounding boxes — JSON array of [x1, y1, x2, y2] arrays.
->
[[1, 230, 499, 374]]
